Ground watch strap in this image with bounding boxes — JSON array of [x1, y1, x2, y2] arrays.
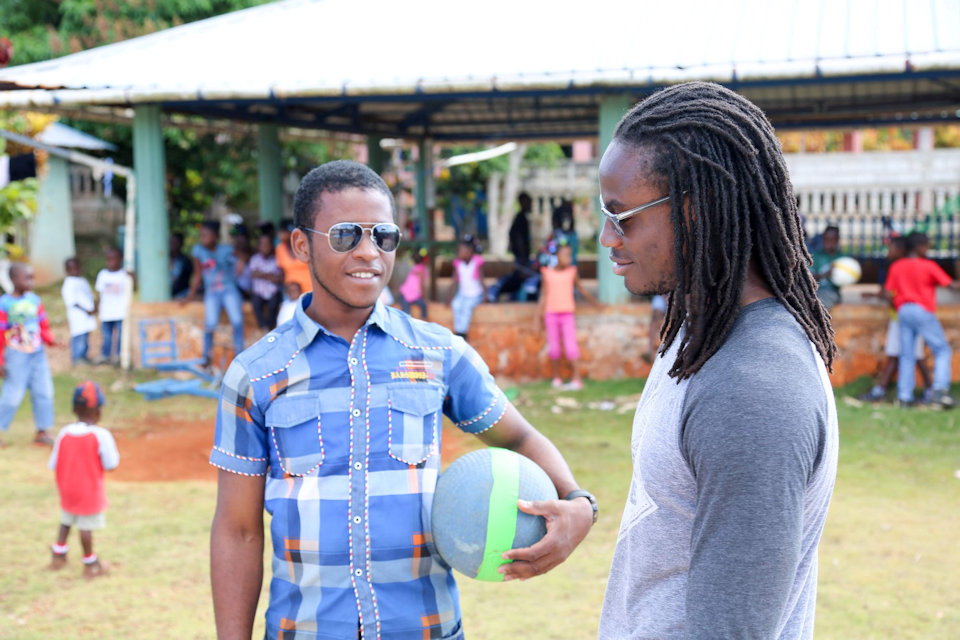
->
[[564, 489, 598, 524]]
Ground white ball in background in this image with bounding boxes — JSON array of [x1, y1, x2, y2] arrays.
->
[[830, 257, 862, 287]]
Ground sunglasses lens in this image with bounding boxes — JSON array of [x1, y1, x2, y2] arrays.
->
[[328, 223, 363, 252], [372, 224, 401, 252]]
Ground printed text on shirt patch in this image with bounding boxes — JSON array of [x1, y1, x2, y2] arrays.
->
[[390, 359, 442, 382]]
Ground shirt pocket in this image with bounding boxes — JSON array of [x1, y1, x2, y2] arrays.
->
[[266, 394, 324, 476], [387, 383, 443, 465]]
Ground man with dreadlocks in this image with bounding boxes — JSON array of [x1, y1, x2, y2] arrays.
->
[[596, 82, 839, 639]]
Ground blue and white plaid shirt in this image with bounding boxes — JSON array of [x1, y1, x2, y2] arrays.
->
[[211, 295, 507, 640]]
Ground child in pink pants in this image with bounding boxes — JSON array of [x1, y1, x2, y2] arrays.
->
[[535, 243, 597, 389]]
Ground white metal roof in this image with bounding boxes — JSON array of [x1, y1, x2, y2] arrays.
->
[[34, 122, 117, 150], [1, 0, 959, 140]]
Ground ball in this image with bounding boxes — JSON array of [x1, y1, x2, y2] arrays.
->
[[431, 448, 557, 581], [830, 256, 862, 287]]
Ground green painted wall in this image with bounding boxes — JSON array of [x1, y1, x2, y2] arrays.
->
[[596, 94, 634, 304], [30, 155, 74, 285]]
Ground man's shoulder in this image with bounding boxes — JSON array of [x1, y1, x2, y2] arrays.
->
[[379, 305, 456, 348], [232, 321, 302, 378], [691, 301, 824, 402]]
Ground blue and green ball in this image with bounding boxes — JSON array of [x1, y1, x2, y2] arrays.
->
[[431, 448, 558, 581]]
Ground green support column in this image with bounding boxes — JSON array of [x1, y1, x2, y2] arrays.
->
[[30, 155, 74, 285], [366, 135, 385, 174], [597, 94, 634, 304], [133, 104, 170, 302], [257, 123, 283, 226], [414, 138, 431, 239]]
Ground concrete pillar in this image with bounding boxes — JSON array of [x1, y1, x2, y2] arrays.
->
[[133, 104, 170, 302], [414, 139, 432, 240], [366, 135, 385, 174], [257, 123, 283, 226], [597, 94, 634, 304], [30, 156, 74, 285]]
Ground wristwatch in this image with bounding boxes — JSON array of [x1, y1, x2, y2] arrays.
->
[[564, 489, 598, 524]]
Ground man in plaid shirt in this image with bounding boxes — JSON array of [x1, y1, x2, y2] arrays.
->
[[210, 161, 595, 640]]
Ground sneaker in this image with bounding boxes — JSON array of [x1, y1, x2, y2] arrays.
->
[[48, 552, 67, 571], [82, 559, 109, 580], [33, 431, 54, 446], [858, 387, 886, 403], [551, 377, 563, 389], [895, 399, 916, 409], [564, 379, 583, 391], [930, 391, 956, 410]]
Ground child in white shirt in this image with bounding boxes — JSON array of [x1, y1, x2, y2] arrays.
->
[[94, 247, 131, 364], [61, 257, 97, 364]]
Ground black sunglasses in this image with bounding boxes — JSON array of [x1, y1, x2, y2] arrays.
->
[[299, 222, 402, 253]]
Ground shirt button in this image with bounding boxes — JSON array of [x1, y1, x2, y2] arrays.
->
[[352, 409, 361, 417], [267, 335, 276, 343], [354, 569, 363, 577], [353, 462, 362, 470], [350, 357, 358, 366], [353, 515, 362, 524]]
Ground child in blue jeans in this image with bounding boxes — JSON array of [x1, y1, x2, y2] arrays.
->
[[0, 262, 56, 446], [183, 220, 245, 366]]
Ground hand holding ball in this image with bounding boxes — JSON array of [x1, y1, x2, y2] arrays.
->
[[431, 448, 557, 581]]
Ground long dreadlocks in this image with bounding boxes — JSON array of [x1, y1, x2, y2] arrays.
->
[[613, 81, 836, 379]]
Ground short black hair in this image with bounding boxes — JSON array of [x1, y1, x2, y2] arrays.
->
[[64, 256, 77, 268], [906, 231, 929, 252], [293, 160, 395, 229], [823, 226, 840, 237], [888, 235, 907, 250], [201, 220, 220, 233]]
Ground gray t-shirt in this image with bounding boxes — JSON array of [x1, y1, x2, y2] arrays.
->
[[599, 298, 839, 639]]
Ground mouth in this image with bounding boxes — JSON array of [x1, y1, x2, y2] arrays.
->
[[348, 270, 380, 281], [609, 253, 633, 276]]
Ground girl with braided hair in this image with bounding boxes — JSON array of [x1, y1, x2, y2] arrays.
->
[[597, 82, 839, 639]]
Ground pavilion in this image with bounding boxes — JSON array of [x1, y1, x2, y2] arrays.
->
[[1, 0, 959, 302]]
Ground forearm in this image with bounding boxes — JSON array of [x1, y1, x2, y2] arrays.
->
[[480, 405, 580, 497], [211, 518, 264, 639]]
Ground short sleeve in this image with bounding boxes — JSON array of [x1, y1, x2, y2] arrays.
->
[[94, 270, 104, 293], [95, 428, 120, 471], [210, 359, 269, 475], [443, 336, 506, 434], [931, 262, 953, 287]]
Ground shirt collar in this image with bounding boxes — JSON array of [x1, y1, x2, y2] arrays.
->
[[293, 293, 393, 350]]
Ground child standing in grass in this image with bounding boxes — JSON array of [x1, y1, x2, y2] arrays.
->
[[48, 381, 119, 579], [535, 243, 597, 390], [61, 257, 97, 364], [884, 231, 960, 409], [94, 247, 131, 365], [446, 235, 485, 341], [0, 262, 56, 447]]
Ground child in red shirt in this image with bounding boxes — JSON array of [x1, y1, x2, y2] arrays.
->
[[884, 232, 960, 408], [47, 381, 119, 579]]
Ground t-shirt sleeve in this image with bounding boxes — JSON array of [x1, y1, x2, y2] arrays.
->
[[94, 270, 105, 293], [931, 262, 953, 287], [96, 428, 120, 471], [210, 359, 269, 475], [680, 361, 826, 637], [443, 335, 506, 434]]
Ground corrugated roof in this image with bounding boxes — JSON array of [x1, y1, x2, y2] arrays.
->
[[1, 0, 959, 140]]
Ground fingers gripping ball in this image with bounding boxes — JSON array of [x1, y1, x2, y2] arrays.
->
[[431, 448, 558, 581], [830, 256, 862, 287]]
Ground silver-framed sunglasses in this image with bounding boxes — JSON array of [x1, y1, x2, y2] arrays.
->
[[598, 194, 673, 236], [300, 222, 402, 253]]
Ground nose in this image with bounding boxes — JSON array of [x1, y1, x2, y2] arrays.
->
[[598, 217, 622, 248], [353, 229, 380, 259]]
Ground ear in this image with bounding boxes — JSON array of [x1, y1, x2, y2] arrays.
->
[[290, 228, 311, 263]]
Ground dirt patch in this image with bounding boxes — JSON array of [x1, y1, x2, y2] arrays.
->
[[113, 419, 479, 483]]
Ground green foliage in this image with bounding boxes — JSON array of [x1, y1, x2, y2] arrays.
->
[[0, 0, 274, 65], [0, 177, 38, 235]]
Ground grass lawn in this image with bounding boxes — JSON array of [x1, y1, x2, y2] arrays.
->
[[0, 368, 958, 639]]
